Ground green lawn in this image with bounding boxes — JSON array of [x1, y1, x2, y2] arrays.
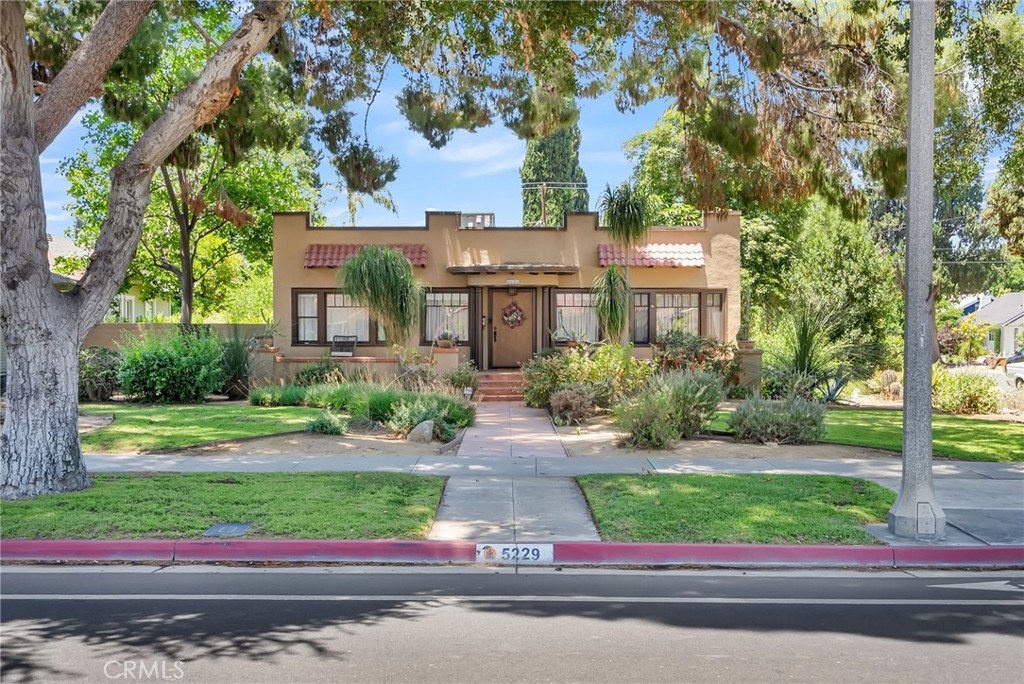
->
[[80, 403, 320, 453], [710, 408, 1024, 462], [1, 472, 444, 539], [578, 474, 895, 545]]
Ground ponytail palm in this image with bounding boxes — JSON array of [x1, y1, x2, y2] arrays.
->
[[337, 245, 423, 344], [599, 181, 652, 255], [593, 264, 631, 342]]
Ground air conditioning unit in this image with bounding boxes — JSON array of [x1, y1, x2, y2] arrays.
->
[[459, 212, 495, 229]]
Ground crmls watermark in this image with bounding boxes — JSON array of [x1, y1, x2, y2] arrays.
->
[[103, 660, 186, 680]]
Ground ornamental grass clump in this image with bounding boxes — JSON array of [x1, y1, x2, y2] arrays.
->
[[549, 383, 596, 425], [728, 398, 826, 445], [932, 367, 1000, 415]]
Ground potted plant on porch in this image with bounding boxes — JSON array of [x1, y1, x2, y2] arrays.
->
[[436, 329, 458, 349]]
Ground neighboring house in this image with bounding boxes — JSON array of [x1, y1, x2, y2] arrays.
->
[[272, 210, 740, 370], [974, 292, 1024, 357], [954, 292, 994, 316], [1, 236, 173, 392], [46, 233, 173, 322]]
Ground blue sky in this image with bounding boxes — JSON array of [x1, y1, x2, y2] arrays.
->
[[41, 92, 678, 233]]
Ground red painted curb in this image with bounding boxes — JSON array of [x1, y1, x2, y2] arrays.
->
[[554, 543, 896, 566], [173, 539, 477, 563], [1, 540, 176, 562], [3, 540, 1022, 567], [893, 546, 1024, 566]]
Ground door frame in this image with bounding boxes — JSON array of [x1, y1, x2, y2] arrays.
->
[[488, 287, 537, 369]]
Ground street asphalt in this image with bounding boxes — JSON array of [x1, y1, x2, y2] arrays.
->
[[2, 566, 1022, 684]]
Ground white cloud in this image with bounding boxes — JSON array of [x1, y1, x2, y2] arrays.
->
[[460, 155, 523, 178], [39, 156, 62, 165], [982, 153, 1001, 186], [46, 212, 71, 223]]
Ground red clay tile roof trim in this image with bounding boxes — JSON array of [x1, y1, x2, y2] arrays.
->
[[304, 243, 427, 268], [597, 243, 704, 268]]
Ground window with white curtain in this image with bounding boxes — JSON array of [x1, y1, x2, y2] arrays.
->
[[424, 291, 470, 342], [553, 291, 600, 342], [655, 292, 700, 337], [705, 292, 724, 341], [296, 293, 319, 342], [326, 293, 370, 342]]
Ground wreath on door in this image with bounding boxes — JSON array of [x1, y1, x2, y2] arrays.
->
[[501, 301, 526, 329]]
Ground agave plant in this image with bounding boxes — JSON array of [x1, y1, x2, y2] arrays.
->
[[592, 263, 631, 342], [337, 245, 423, 344]]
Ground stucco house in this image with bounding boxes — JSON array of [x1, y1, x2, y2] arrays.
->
[[271, 210, 741, 375], [975, 292, 1024, 357]]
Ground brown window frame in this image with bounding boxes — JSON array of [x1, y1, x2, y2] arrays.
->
[[548, 288, 601, 346], [629, 289, 728, 346], [291, 288, 389, 347], [421, 288, 474, 346]]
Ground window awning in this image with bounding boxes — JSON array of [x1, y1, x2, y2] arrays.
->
[[598, 243, 704, 268], [304, 243, 427, 268], [447, 263, 579, 275]]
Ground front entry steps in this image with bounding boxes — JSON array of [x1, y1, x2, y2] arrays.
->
[[475, 371, 525, 403]]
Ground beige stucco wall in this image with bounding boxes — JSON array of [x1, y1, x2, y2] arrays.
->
[[272, 210, 741, 362]]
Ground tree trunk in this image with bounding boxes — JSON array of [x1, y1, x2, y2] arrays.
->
[[1, 319, 89, 498], [179, 230, 194, 325]]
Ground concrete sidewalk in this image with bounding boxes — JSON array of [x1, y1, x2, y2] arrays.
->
[[82, 401, 1024, 548]]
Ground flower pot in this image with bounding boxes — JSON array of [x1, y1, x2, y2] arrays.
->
[[737, 339, 755, 350], [566, 340, 579, 349], [436, 339, 455, 349]]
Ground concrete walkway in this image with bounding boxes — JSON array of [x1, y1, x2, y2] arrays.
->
[[456, 402, 567, 458]]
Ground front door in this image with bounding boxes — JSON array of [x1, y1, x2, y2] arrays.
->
[[490, 289, 535, 368]]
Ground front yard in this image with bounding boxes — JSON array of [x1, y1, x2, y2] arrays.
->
[[80, 403, 320, 453], [706, 408, 1023, 462], [1, 472, 444, 539], [578, 474, 895, 545]]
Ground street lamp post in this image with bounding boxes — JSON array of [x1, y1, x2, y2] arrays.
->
[[887, 0, 946, 540]]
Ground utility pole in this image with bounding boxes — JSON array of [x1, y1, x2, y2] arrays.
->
[[888, 0, 946, 540]]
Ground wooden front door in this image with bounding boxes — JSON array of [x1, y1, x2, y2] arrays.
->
[[490, 289, 535, 368]]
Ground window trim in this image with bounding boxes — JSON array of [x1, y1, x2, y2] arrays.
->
[[628, 288, 728, 346], [548, 287, 602, 346], [291, 288, 390, 347], [421, 288, 473, 346]]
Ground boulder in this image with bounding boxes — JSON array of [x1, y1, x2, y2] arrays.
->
[[407, 420, 434, 443]]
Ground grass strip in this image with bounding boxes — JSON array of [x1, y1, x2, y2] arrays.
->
[[1, 472, 443, 540], [578, 474, 895, 545]]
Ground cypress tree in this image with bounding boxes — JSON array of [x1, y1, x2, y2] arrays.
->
[[520, 102, 589, 226]]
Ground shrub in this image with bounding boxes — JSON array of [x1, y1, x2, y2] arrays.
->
[[932, 368, 1000, 415], [549, 384, 595, 425], [386, 393, 475, 442], [521, 344, 653, 409], [303, 382, 365, 411], [887, 381, 903, 401], [306, 410, 349, 435], [762, 367, 818, 400], [248, 385, 307, 407], [293, 361, 346, 386], [443, 362, 479, 391], [727, 398, 826, 444], [79, 346, 121, 401], [119, 330, 225, 403], [653, 330, 740, 384], [653, 370, 724, 439], [613, 391, 678, 449]]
